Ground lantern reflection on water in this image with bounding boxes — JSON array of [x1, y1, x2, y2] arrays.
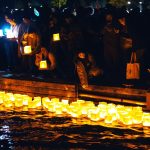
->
[[0, 91, 150, 128]]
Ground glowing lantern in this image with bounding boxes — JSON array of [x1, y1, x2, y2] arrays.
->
[[53, 33, 60, 41], [47, 103, 55, 112], [132, 114, 143, 124], [15, 98, 23, 107], [4, 100, 13, 107], [39, 60, 48, 70], [100, 110, 108, 119], [23, 46, 32, 55], [51, 98, 59, 103], [143, 113, 150, 127], [0, 96, 3, 104], [88, 108, 100, 121], [54, 103, 63, 115], [0, 91, 5, 104], [122, 115, 133, 125], [104, 115, 114, 124], [42, 97, 50, 109], [61, 99, 69, 105], [32, 97, 42, 108], [23, 96, 32, 106]]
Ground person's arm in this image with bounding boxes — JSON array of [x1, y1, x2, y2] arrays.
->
[[48, 52, 56, 70]]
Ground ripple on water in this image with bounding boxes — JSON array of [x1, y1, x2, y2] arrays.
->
[[0, 111, 150, 150]]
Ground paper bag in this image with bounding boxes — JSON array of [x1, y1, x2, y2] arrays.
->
[[126, 52, 140, 79]]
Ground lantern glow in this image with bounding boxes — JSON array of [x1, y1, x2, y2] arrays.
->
[[53, 33, 60, 41], [0, 90, 150, 129], [24, 46, 32, 55], [39, 60, 48, 70]]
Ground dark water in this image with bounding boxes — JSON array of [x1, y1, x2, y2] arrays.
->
[[0, 110, 150, 150]]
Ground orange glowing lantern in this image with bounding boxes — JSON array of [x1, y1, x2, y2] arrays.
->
[[39, 60, 48, 70], [53, 33, 60, 41], [15, 98, 23, 107], [132, 114, 143, 124], [51, 98, 60, 103], [32, 97, 42, 108], [104, 115, 114, 124], [122, 116, 133, 125], [4, 99, 13, 108], [0, 91, 5, 104], [88, 108, 100, 121], [24, 46, 32, 55], [143, 113, 150, 127]]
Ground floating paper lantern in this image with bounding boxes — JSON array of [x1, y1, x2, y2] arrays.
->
[[143, 113, 150, 127], [53, 33, 60, 41], [132, 114, 143, 124]]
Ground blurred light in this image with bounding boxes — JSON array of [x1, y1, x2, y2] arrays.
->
[[0, 30, 4, 37], [62, 7, 68, 13], [127, 1, 131, 4], [34, 8, 40, 17], [15, 8, 18, 11], [5, 29, 14, 38], [72, 9, 77, 16], [6, 6, 8, 8], [40, 5, 43, 8], [139, 2, 142, 4], [126, 9, 130, 13], [90, 7, 95, 16]]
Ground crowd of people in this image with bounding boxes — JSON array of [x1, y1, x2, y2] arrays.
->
[[0, 5, 150, 86]]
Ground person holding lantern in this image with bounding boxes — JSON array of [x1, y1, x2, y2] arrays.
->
[[35, 47, 56, 78], [76, 50, 103, 88], [17, 12, 40, 74]]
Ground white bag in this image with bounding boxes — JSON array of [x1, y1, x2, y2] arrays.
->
[[126, 52, 140, 79]]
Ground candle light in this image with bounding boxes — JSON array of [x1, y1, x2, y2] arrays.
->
[[24, 46, 32, 55], [39, 60, 48, 70], [53, 33, 60, 41]]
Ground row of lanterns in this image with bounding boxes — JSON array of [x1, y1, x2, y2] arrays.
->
[[0, 91, 150, 127]]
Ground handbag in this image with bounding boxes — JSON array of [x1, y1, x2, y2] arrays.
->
[[126, 52, 140, 80]]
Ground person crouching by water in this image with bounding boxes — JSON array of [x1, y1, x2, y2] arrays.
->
[[76, 50, 103, 88], [35, 47, 56, 78]]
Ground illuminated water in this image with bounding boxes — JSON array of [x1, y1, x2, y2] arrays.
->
[[0, 110, 150, 150]]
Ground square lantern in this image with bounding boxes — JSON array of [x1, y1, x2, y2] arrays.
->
[[39, 60, 48, 70], [53, 33, 60, 41], [23, 46, 32, 55]]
